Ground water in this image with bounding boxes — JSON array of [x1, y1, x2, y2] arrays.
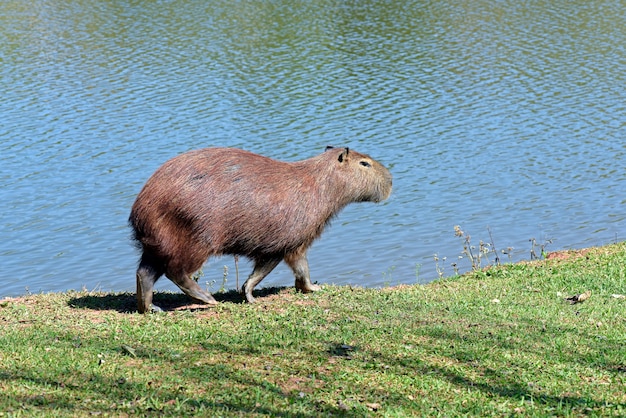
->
[[2, 0, 625, 298]]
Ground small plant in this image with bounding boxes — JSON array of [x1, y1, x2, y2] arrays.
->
[[192, 269, 204, 283], [451, 257, 461, 276], [529, 237, 553, 260], [234, 255, 240, 289], [454, 225, 497, 271], [487, 227, 501, 265], [501, 246, 514, 262], [433, 226, 560, 279], [434, 253, 446, 278], [220, 265, 228, 293], [382, 266, 396, 287], [195, 265, 231, 293]]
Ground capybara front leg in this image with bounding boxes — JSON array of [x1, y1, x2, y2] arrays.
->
[[136, 255, 164, 313], [242, 258, 281, 303], [285, 248, 321, 293], [169, 273, 218, 307]]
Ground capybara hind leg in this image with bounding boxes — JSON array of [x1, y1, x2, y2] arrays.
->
[[136, 259, 163, 313], [285, 248, 321, 293], [169, 273, 218, 306], [242, 258, 281, 303]]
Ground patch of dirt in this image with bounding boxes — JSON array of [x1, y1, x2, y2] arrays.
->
[[545, 248, 592, 261], [279, 375, 324, 395]]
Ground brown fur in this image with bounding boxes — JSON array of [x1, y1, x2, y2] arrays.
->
[[129, 147, 392, 312]]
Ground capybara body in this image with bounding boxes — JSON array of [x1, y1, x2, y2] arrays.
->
[[129, 146, 392, 313]]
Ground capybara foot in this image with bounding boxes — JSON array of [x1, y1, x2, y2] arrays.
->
[[242, 286, 256, 304], [188, 292, 218, 306], [192, 297, 218, 307], [241, 259, 282, 304], [174, 279, 218, 306], [296, 282, 321, 293]]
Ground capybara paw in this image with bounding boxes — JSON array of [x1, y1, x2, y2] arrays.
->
[[192, 296, 218, 306], [308, 283, 322, 292], [244, 292, 256, 304], [241, 285, 255, 303], [296, 282, 321, 293]]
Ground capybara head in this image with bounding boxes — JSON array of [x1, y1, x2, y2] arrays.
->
[[322, 146, 392, 204], [129, 146, 392, 312]]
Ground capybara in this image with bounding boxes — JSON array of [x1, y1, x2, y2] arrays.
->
[[129, 146, 392, 313]]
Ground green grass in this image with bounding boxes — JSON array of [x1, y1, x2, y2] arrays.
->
[[1, 244, 625, 417]]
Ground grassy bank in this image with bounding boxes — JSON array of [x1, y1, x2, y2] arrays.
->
[[1, 244, 625, 417]]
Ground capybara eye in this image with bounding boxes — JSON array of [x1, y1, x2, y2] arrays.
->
[[360, 160, 372, 168]]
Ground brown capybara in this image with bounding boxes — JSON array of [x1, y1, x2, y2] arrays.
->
[[129, 146, 392, 313]]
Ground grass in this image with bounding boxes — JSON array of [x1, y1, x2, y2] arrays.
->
[[1, 244, 625, 416]]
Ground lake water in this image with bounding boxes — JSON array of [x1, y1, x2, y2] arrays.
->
[[2, 0, 625, 298]]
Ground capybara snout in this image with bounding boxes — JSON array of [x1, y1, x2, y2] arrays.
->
[[129, 146, 392, 313]]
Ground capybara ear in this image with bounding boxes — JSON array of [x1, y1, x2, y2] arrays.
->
[[325, 145, 335, 151], [338, 147, 350, 163]]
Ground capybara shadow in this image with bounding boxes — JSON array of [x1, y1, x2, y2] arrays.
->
[[68, 288, 288, 312], [129, 146, 392, 313], [68, 293, 137, 312]]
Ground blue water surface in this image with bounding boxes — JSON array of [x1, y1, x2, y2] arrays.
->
[[1, 0, 625, 297]]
